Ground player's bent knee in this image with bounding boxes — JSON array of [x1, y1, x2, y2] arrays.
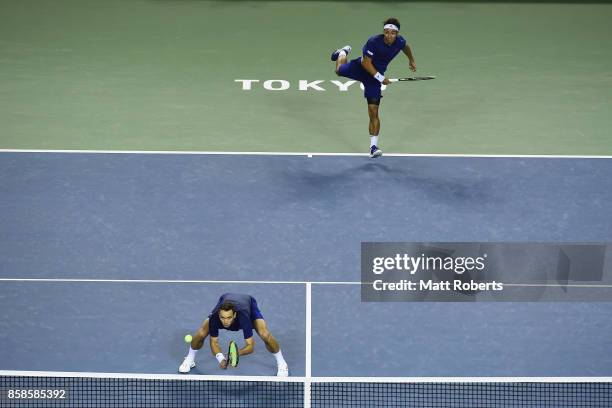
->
[[195, 327, 207, 339]]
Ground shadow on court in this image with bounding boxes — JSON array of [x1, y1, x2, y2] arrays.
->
[[282, 158, 497, 205]]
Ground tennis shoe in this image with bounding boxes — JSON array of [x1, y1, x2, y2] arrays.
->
[[369, 145, 383, 158], [331, 45, 352, 61], [179, 358, 195, 373], [277, 363, 289, 377]]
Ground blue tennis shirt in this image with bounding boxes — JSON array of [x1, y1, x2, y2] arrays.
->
[[208, 293, 255, 339], [362, 34, 407, 74]]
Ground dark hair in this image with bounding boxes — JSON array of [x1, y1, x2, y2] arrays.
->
[[219, 302, 236, 312], [383, 17, 400, 31]]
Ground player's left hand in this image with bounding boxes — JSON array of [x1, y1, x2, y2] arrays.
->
[[409, 61, 417, 72]]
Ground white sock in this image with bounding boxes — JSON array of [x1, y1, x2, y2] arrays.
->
[[338, 50, 347, 58], [187, 347, 198, 361], [273, 350, 287, 366], [370, 135, 379, 148]]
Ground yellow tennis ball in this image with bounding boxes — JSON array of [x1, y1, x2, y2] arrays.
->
[[184, 334, 193, 343]]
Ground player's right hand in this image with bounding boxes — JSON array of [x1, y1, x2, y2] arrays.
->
[[382, 78, 390, 85], [220, 357, 228, 369]]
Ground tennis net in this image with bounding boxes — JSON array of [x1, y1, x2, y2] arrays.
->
[[1, 372, 611, 408]]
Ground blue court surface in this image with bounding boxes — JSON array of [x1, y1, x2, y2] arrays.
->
[[1, 152, 612, 378]]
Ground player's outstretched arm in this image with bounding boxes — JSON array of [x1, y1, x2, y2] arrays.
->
[[402, 44, 417, 72], [210, 336, 228, 369]]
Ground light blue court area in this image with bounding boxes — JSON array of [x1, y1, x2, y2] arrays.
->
[[1, 152, 612, 377], [1, 152, 611, 283], [0, 282, 306, 376], [312, 285, 612, 377]]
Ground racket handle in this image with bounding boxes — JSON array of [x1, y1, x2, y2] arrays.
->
[[388, 78, 399, 83]]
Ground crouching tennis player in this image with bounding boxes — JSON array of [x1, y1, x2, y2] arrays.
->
[[179, 293, 289, 377], [331, 17, 417, 158]]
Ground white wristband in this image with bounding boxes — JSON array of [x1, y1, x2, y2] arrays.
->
[[374, 72, 385, 83], [216, 353, 226, 363]]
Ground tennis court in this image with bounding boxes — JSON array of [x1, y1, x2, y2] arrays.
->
[[1, 1, 612, 407]]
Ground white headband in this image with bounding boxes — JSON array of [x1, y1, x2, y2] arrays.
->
[[383, 24, 399, 32]]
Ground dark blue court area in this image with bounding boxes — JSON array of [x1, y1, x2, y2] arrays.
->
[[1, 152, 612, 377]]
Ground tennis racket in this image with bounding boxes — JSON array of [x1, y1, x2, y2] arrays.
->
[[228, 340, 239, 368], [389, 76, 436, 82]]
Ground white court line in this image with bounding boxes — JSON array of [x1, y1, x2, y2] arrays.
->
[[0, 370, 610, 383], [504, 283, 612, 288], [1, 149, 611, 159], [1, 278, 612, 288], [309, 376, 612, 383], [0, 278, 360, 285], [304, 283, 312, 408], [0, 370, 302, 382]]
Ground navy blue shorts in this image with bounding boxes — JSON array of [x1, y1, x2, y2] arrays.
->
[[337, 58, 382, 100], [249, 297, 264, 321]]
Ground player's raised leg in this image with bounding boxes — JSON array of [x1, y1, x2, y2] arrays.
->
[[179, 319, 210, 373], [367, 101, 383, 158], [253, 319, 289, 377], [331, 45, 352, 74]]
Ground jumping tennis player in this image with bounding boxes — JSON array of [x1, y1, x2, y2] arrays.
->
[[331, 18, 417, 158], [179, 293, 289, 376]]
